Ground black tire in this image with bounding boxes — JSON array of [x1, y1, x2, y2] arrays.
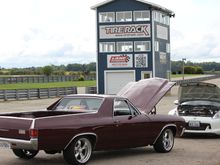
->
[[63, 137, 93, 165], [12, 149, 39, 159], [153, 128, 174, 153]]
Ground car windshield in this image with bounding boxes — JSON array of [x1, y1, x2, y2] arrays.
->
[[55, 97, 104, 112]]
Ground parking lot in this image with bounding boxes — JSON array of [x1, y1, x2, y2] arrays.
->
[[0, 79, 220, 165]]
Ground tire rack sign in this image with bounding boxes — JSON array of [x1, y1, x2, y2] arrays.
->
[[107, 54, 133, 68], [100, 24, 151, 39]]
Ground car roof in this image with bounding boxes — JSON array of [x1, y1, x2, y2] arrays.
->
[[63, 94, 124, 99]]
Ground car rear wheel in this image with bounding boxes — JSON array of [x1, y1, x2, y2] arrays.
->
[[12, 149, 39, 159], [153, 128, 174, 153], [63, 137, 93, 165]]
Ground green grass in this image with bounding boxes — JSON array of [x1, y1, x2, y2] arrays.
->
[[171, 74, 204, 78], [0, 81, 96, 90], [204, 70, 220, 74]]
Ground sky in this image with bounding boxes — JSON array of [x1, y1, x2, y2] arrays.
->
[[0, 0, 220, 68]]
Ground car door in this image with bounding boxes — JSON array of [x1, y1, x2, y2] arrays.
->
[[112, 99, 153, 148]]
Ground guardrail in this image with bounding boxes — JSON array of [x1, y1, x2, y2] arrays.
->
[[0, 87, 77, 101], [85, 86, 97, 94], [0, 74, 219, 101], [0, 75, 96, 84], [173, 74, 220, 85]]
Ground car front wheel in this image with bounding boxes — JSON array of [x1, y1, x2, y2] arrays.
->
[[63, 137, 93, 165], [12, 149, 39, 159], [153, 128, 174, 153]]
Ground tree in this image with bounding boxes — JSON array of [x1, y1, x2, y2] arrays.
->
[[184, 66, 196, 74], [42, 66, 53, 76], [66, 63, 82, 71], [195, 66, 204, 74], [183, 66, 204, 74], [86, 62, 96, 71]]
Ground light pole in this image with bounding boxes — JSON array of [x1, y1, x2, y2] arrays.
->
[[182, 58, 186, 80]]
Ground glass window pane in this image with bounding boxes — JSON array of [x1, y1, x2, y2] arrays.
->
[[165, 16, 170, 25], [114, 100, 131, 116], [134, 11, 150, 21], [156, 12, 160, 22], [125, 12, 132, 21], [166, 43, 170, 53], [155, 41, 159, 51], [116, 12, 124, 22], [160, 52, 167, 64], [99, 12, 115, 23], [134, 11, 142, 21], [134, 41, 151, 52], [116, 11, 132, 22], [55, 98, 103, 111], [99, 42, 115, 52], [117, 42, 133, 52], [142, 11, 150, 21]]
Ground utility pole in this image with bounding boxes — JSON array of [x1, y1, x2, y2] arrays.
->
[[182, 58, 186, 80]]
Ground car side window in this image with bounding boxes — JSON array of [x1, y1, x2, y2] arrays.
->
[[114, 100, 131, 116], [55, 98, 103, 111], [129, 103, 140, 116]]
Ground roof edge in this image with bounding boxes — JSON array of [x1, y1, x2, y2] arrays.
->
[[137, 0, 174, 15], [91, 0, 114, 10], [91, 0, 174, 16]]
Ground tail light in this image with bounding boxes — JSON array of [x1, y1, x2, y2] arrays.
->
[[29, 129, 38, 138]]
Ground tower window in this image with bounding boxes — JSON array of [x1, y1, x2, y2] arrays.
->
[[117, 42, 133, 52], [134, 10, 150, 21], [116, 11, 132, 22], [99, 42, 115, 52], [134, 41, 151, 52], [99, 12, 115, 23]]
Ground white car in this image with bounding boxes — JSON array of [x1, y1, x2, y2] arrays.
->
[[169, 82, 220, 135]]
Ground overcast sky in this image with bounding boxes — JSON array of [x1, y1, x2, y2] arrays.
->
[[0, 0, 220, 68]]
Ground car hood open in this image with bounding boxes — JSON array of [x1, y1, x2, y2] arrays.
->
[[117, 78, 175, 113], [178, 82, 220, 104]]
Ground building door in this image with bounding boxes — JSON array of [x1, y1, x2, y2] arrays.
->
[[105, 70, 135, 94]]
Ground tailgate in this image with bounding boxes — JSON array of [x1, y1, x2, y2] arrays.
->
[[0, 116, 33, 140]]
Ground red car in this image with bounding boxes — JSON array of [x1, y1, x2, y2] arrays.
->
[[0, 78, 185, 165]]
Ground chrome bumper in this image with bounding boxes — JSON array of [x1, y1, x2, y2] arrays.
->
[[0, 137, 38, 150]]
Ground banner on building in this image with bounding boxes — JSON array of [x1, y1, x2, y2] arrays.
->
[[100, 24, 151, 39], [107, 54, 133, 68]]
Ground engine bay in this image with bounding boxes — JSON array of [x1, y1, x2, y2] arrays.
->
[[178, 104, 219, 117]]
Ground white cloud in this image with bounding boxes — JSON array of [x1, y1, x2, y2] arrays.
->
[[0, 0, 100, 68], [0, 0, 220, 68], [160, 0, 220, 62]]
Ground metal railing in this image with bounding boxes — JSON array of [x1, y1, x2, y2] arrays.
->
[[0, 75, 96, 84], [0, 87, 77, 101], [173, 74, 220, 85], [85, 87, 97, 94]]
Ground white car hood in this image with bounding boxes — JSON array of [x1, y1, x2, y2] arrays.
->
[[178, 82, 220, 103]]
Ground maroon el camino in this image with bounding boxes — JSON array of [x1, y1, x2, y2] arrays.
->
[[0, 78, 185, 165]]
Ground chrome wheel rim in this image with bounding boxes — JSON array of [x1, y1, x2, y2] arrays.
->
[[74, 138, 92, 163], [162, 129, 174, 151]]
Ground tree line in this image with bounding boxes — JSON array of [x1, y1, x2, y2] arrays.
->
[[1, 61, 220, 76], [171, 61, 220, 74], [0, 62, 96, 76]]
